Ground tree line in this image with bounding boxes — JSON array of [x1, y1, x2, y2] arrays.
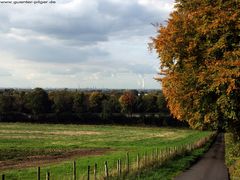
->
[[0, 88, 183, 126]]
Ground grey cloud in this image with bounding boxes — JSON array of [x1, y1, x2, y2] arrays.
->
[[0, 0, 174, 64], [45, 61, 156, 78], [48, 67, 80, 75], [99, 60, 157, 75], [0, 0, 172, 80], [0, 37, 108, 63], [27, 16, 110, 45], [129, 63, 156, 74], [98, 0, 162, 26], [46, 64, 112, 76], [18, 45, 108, 63], [0, 0, 173, 88], [1, 0, 171, 45]]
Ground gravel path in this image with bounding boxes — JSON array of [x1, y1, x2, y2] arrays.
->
[[175, 133, 229, 180]]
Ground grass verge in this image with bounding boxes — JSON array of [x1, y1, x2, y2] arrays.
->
[[225, 133, 240, 180]]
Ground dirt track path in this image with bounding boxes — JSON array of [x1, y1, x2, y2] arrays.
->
[[0, 148, 110, 171], [175, 133, 229, 180]]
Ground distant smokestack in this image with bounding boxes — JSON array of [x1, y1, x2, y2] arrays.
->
[[142, 77, 145, 89], [138, 74, 145, 89]]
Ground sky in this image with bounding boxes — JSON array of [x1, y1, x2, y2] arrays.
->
[[0, 0, 175, 89]]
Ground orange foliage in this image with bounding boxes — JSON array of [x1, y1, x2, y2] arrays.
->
[[152, 0, 240, 130], [119, 92, 136, 114]]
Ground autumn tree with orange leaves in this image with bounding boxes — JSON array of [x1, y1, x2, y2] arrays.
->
[[152, 0, 240, 138], [119, 91, 136, 115]]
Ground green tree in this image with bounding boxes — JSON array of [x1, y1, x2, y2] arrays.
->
[[152, 0, 240, 137], [156, 92, 168, 112], [0, 92, 14, 113], [12, 91, 26, 113], [101, 99, 111, 120], [26, 88, 51, 115], [89, 92, 106, 113], [73, 92, 86, 113], [50, 90, 73, 113], [101, 95, 121, 120], [108, 95, 121, 113], [135, 92, 144, 113], [142, 93, 158, 113]]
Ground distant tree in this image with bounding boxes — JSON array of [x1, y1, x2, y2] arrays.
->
[[152, 0, 240, 136], [101, 99, 112, 120], [142, 93, 158, 113], [89, 92, 106, 113], [156, 93, 168, 112], [73, 92, 86, 113], [119, 91, 136, 115], [108, 95, 121, 113], [12, 91, 27, 113], [50, 90, 73, 113], [26, 88, 51, 115], [0, 92, 14, 113], [135, 92, 144, 113], [129, 90, 139, 97]]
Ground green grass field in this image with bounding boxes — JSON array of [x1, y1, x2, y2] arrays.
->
[[0, 123, 212, 179]]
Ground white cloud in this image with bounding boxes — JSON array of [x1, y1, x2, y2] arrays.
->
[[138, 0, 174, 12]]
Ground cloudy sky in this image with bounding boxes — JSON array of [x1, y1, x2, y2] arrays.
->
[[0, 0, 174, 89]]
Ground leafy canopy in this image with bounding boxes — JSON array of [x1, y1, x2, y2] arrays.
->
[[152, 0, 240, 134]]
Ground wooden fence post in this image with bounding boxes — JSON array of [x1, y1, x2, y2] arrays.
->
[[104, 161, 109, 179], [144, 152, 147, 166], [152, 149, 155, 162], [119, 159, 122, 176], [87, 165, 90, 180], [46, 171, 50, 180], [137, 153, 140, 170], [94, 163, 97, 180], [159, 150, 162, 164], [126, 152, 130, 173], [117, 159, 121, 177], [156, 148, 159, 161], [117, 160, 119, 176], [37, 167, 40, 180], [73, 161, 76, 180], [2, 174, 5, 180], [165, 148, 168, 159]]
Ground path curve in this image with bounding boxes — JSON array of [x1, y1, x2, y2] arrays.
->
[[175, 133, 229, 180]]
